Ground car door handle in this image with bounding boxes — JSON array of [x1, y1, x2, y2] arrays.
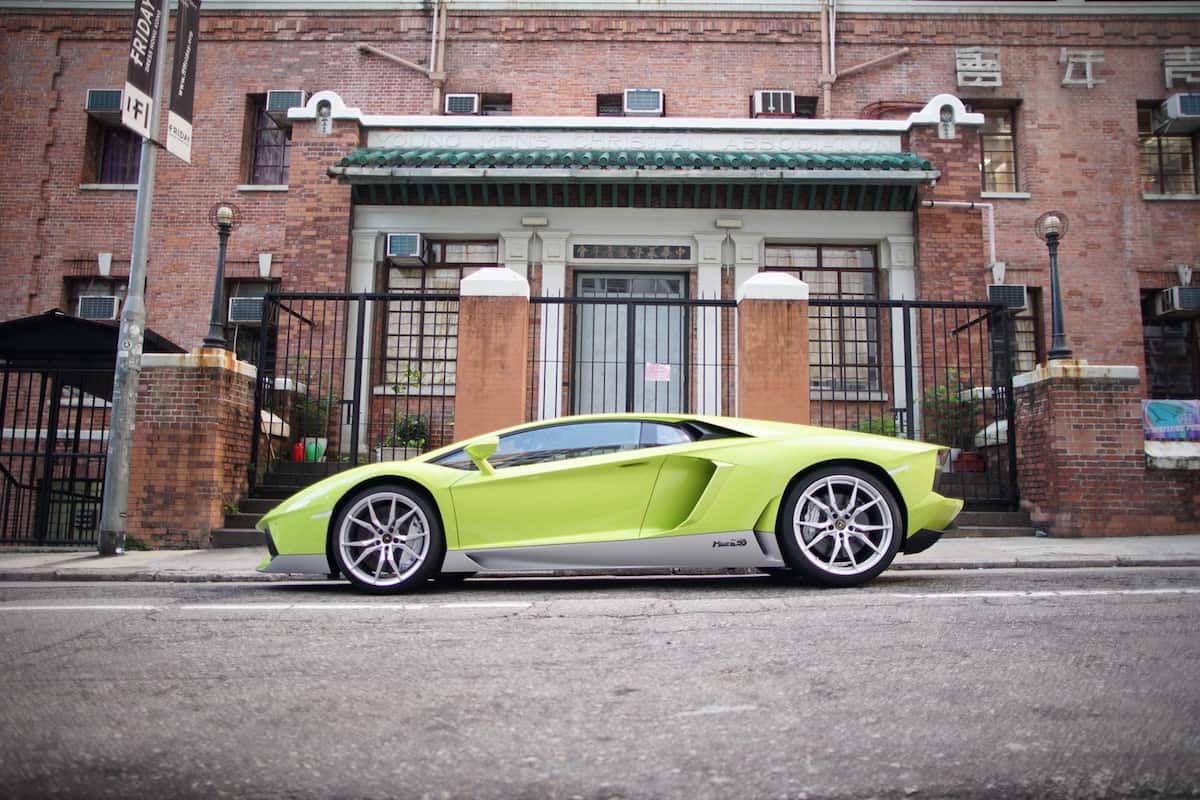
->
[[619, 461, 650, 468]]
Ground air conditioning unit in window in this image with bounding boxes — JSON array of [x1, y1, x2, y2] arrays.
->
[[228, 297, 265, 325], [385, 233, 428, 265], [78, 295, 119, 321], [85, 89, 123, 121], [752, 90, 795, 117], [988, 284, 1028, 310], [1154, 286, 1200, 319], [1155, 93, 1200, 134], [623, 88, 664, 117], [444, 93, 480, 115], [265, 90, 306, 125]]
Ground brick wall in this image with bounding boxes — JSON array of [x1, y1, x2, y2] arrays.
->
[[127, 352, 255, 547], [1014, 367, 1200, 537]]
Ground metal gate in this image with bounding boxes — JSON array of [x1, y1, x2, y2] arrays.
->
[[809, 298, 1019, 509], [249, 292, 460, 486], [0, 363, 110, 545]]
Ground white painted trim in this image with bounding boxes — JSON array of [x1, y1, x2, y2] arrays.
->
[[1142, 193, 1200, 202], [237, 184, 289, 193], [907, 94, 985, 128], [336, 167, 937, 184], [736, 271, 809, 302], [355, 114, 910, 133], [981, 191, 1032, 200], [10, 1, 1198, 15], [79, 184, 137, 191], [142, 350, 258, 379], [460, 266, 530, 298]]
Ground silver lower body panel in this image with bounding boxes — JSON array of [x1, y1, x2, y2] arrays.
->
[[258, 554, 329, 574], [441, 531, 785, 573]]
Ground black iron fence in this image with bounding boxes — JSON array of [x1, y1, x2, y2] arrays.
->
[[809, 298, 1017, 509], [0, 364, 110, 545], [527, 296, 739, 418], [250, 292, 459, 486]]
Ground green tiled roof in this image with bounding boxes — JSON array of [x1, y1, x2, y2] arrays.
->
[[338, 148, 932, 172]]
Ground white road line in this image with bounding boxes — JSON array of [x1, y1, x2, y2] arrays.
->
[[883, 588, 1200, 599], [0, 602, 533, 612], [0, 605, 158, 612]]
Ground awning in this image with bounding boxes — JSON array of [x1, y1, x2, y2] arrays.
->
[[330, 148, 938, 211]]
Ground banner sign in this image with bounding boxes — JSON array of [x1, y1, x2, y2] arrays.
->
[[1143, 399, 1200, 441], [167, 0, 200, 163], [121, 0, 165, 140]]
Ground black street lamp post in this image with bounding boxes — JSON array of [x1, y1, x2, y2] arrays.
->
[[1035, 211, 1073, 362], [203, 204, 237, 349]]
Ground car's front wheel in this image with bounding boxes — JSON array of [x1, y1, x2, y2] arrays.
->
[[777, 466, 902, 588], [332, 484, 444, 593]]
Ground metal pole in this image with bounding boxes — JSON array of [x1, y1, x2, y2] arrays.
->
[[1045, 231, 1072, 361], [97, 0, 169, 556], [203, 213, 232, 348]]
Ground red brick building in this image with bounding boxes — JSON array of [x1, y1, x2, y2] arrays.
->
[[0, 0, 1197, 545]]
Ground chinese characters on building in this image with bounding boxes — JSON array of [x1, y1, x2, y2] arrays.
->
[[956, 47, 1001, 88]]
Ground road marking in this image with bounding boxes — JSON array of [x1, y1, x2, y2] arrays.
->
[[882, 588, 1200, 599], [0, 602, 533, 612], [0, 605, 158, 611]]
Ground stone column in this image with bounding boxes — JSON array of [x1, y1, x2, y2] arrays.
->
[[535, 231, 570, 420], [499, 230, 534, 278], [737, 272, 810, 424], [694, 233, 726, 415], [127, 349, 257, 548], [454, 267, 531, 440]]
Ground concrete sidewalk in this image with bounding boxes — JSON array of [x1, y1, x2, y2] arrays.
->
[[1, 534, 1199, 583]]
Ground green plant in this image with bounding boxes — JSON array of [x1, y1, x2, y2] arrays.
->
[[221, 502, 240, 516], [297, 393, 331, 437], [854, 414, 899, 437], [391, 366, 423, 394], [382, 412, 428, 449], [921, 368, 980, 448]]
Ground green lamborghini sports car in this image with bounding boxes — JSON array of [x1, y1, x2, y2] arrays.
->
[[257, 414, 962, 592]]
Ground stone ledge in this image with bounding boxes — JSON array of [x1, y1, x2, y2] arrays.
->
[[1012, 360, 1139, 389], [141, 349, 258, 380]]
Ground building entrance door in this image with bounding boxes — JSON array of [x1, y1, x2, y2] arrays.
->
[[572, 272, 688, 414]]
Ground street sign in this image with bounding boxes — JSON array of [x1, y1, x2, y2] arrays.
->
[[167, 0, 200, 163], [121, 0, 165, 140]]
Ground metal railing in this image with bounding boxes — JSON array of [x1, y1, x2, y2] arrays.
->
[[250, 292, 460, 486]]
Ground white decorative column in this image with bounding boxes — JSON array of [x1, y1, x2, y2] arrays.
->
[[499, 230, 534, 278], [344, 229, 380, 455], [882, 234, 918, 436], [536, 230, 570, 419], [694, 233, 727, 415], [730, 233, 764, 296]]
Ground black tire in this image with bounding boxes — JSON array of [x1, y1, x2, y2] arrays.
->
[[331, 483, 445, 594], [777, 466, 902, 588]]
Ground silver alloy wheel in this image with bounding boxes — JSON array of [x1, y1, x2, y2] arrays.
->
[[791, 473, 895, 576], [336, 489, 431, 588]]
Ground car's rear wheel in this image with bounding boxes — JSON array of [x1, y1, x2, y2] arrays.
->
[[332, 484, 444, 593], [778, 466, 901, 588]]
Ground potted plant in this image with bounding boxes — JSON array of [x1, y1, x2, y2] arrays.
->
[[297, 392, 331, 462], [374, 412, 428, 462], [920, 368, 982, 471]]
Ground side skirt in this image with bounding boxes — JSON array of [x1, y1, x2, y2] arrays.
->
[[441, 531, 785, 573]]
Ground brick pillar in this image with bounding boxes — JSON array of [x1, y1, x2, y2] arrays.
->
[[454, 268, 530, 440], [737, 272, 810, 424], [127, 349, 256, 548], [1014, 361, 1200, 537]]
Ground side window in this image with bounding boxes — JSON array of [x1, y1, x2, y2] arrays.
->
[[642, 422, 693, 446], [244, 94, 292, 185], [433, 420, 643, 470]]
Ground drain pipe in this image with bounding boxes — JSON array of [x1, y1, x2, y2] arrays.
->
[[921, 200, 998, 274]]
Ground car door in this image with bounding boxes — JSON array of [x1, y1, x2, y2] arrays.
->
[[447, 420, 665, 549]]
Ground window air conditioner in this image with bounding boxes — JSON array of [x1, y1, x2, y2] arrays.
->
[[265, 90, 306, 125], [85, 89, 123, 121], [623, 88, 664, 117], [1154, 286, 1200, 320], [77, 295, 119, 321], [752, 90, 795, 117], [385, 233, 428, 265], [444, 93, 480, 115], [228, 297, 265, 325], [1155, 93, 1200, 134], [987, 284, 1028, 310]]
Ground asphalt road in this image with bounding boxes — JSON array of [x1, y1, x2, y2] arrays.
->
[[1, 568, 1198, 800]]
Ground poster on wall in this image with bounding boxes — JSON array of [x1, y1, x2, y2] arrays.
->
[[1142, 399, 1200, 441]]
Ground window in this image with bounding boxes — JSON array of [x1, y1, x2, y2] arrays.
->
[[979, 107, 1017, 193], [382, 241, 497, 390], [65, 276, 128, 319], [765, 245, 880, 394], [1009, 293, 1043, 376], [1139, 104, 1198, 195], [596, 93, 623, 117], [224, 279, 277, 366], [1141, 290, 1200, 399], [245, 95, 291, 185], [480, 93, 513, 116], [83, 118, 141, 185]]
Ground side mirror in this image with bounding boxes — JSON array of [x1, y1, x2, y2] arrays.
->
[[464, 436, 499, 477]]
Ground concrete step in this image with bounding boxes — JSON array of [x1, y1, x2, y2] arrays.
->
[[238, 498, 279, 515], [956, 511, 1033, 528], [211, 528, 266, 548], [223, 512, 263, 530], [944, 525, 1036, 539]]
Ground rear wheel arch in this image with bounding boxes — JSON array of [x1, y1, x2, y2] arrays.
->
[[777, 459, 909, 537]]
